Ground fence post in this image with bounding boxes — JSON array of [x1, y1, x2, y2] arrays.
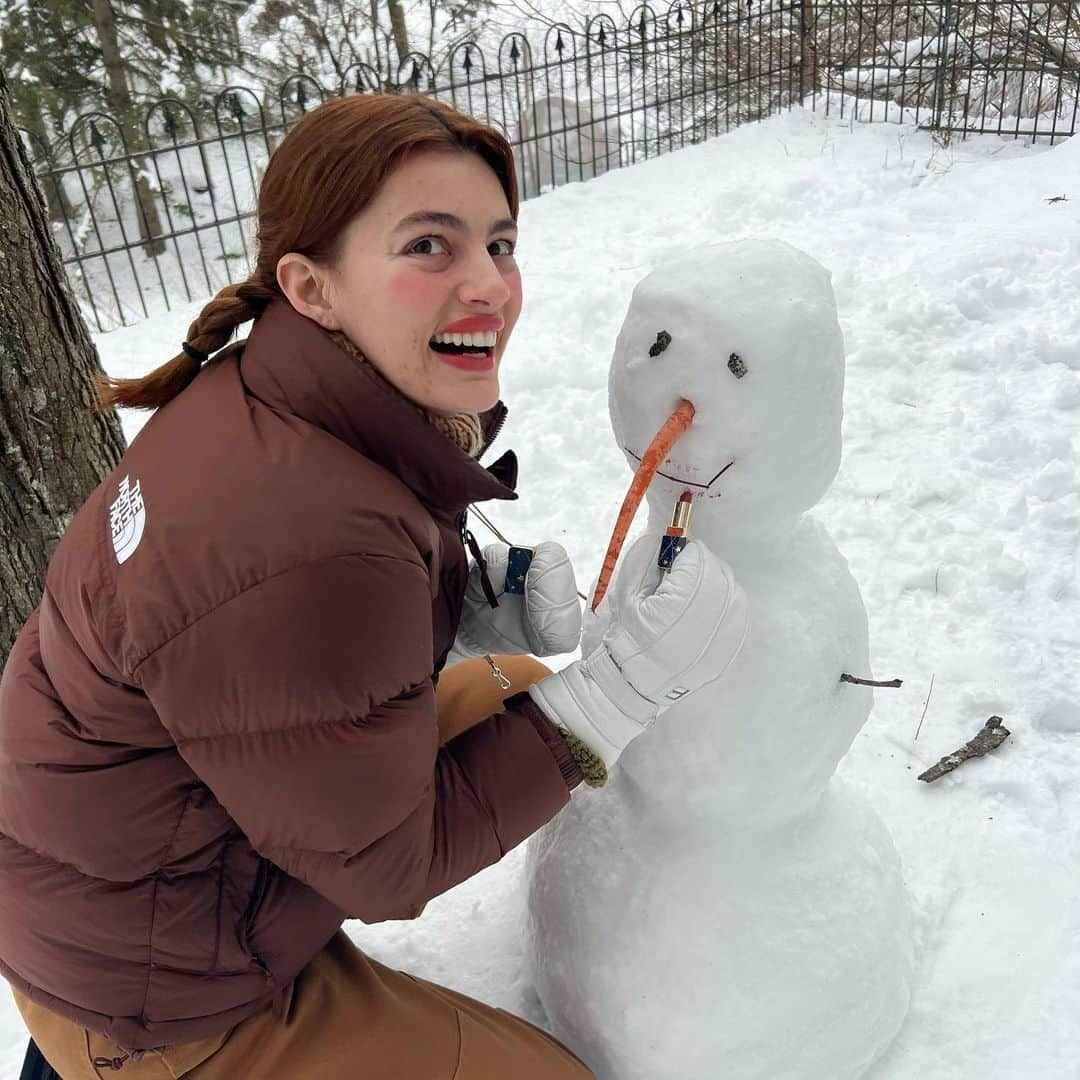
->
[[799, 0, 818, 105], [932, 0, 955, 132]]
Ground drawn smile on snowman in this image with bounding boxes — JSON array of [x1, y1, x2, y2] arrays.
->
[[621, 445, 734, 496]]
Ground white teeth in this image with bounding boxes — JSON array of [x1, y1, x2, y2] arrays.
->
[[431, 330, 499, 347]]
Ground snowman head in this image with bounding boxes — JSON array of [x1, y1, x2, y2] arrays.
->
[[609, 239, 845, 537]]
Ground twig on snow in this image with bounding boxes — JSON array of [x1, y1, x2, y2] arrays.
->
[[914, 671, 936, 741], [917, 716, 1010, 783]]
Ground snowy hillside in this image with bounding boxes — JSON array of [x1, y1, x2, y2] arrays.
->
[[3, 104, 1076, 1077]]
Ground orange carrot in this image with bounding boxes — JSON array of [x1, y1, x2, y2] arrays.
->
[[590, 398, 697, 612]]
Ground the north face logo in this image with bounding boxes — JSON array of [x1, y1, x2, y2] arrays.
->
[[109, 474, 146, 564]]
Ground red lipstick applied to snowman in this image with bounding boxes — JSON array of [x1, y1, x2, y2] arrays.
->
[[658, 491, 694, 571]]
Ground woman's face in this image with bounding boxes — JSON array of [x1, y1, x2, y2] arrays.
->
[[289, 149, 522, 416]]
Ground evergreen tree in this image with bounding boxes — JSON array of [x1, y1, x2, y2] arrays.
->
[[0, 0, 254, 250], [239, 0, 494, 91]]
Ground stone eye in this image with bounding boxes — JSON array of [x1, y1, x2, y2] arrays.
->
[[648, 331, 672, 357], [728, 352, 747, 378]]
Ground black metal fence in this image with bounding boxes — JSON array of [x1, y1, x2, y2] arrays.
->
[[19, 0, 1080, 332]]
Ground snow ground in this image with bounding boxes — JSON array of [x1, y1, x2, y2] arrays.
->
[[3, 103, 1077, 1077]]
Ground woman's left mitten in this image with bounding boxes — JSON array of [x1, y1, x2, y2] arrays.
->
[[457, 541, 582, 657], [522, 541, 583, 656]]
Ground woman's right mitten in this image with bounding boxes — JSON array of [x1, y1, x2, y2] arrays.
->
[[528, 533, 750, 770]]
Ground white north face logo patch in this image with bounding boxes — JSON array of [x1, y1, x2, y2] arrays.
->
[[109, 474, 146, 564]]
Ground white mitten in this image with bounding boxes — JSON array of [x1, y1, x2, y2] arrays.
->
[[528, 533, 750, 769], [453, 541, 583, 659]]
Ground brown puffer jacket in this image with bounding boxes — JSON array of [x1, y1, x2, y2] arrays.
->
[[0, 301, 581, 1050]]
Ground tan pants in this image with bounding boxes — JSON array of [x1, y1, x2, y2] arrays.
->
[[13, 655, 593, 1079]]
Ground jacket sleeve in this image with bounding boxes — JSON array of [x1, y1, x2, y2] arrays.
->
[[134, 553, 575, 922]]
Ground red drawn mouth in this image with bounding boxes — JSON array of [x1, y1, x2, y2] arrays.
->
[[622, 447, 735, 493]]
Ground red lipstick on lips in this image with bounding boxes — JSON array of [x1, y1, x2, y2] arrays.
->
[[435, 350, 495, 372], [430, 315, 503, 372], [435, 316, 504, 335]]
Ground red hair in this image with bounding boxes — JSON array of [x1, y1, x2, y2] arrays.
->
[[98, 94, 518, 410]]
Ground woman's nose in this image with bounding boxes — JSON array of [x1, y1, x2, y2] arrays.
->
[[457, 249, 512, 309]]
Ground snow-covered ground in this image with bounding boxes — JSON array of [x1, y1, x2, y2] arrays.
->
[[3, 103, 1077, 1077]]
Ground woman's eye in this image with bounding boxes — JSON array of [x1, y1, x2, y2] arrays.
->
[[409, 236, 448, 256], [407, 236, 515, 258]]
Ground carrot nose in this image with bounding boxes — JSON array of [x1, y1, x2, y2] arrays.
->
[[590, 398, 696, 613]]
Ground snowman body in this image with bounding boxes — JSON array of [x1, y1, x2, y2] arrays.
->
[[526, 240, 913, 1080]]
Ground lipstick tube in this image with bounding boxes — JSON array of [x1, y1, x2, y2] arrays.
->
[[657, 491, 693, 571], [504, 546, 534, 594]]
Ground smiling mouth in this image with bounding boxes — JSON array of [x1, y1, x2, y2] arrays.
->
[[623, 447, 735, 492], [430, 340, 494, 360]]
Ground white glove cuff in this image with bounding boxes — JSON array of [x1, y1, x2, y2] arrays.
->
[[528, 674, 623, 769], [528, 649, 656, 770], [580, 647, 656, 725]]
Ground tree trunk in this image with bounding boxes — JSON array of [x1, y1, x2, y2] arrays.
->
[[0, 69, 126, 666], [88, 0, 166, 256], [368, 0, 391, 90], [386, 0, 411, 68], [28, 106, 78, 227], [141, 0, 170, 52], [800, 0, 820, 102], [38, 162, 76, 226]]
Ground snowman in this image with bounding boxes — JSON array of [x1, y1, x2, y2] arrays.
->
[[524, 240, 914, 1080]]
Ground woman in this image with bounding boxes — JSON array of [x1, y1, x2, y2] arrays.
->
[[0, 94, 748, 1077]]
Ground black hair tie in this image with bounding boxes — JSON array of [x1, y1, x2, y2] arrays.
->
[[182, 341, 208, 364]]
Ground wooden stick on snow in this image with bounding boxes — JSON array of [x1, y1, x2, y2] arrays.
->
[[917, 716, 1010, 783]]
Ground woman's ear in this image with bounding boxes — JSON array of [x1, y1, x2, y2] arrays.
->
[[276, 253, 343, 330]]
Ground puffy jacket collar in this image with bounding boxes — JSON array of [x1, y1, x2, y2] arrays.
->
[[240, 300, 518, 514]]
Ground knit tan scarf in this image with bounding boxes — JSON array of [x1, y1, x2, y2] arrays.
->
[[330, 332, 484, 458]]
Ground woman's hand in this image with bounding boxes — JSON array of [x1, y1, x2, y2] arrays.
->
[[527, 533, 750, 769], [454, 541, 583, 658]]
